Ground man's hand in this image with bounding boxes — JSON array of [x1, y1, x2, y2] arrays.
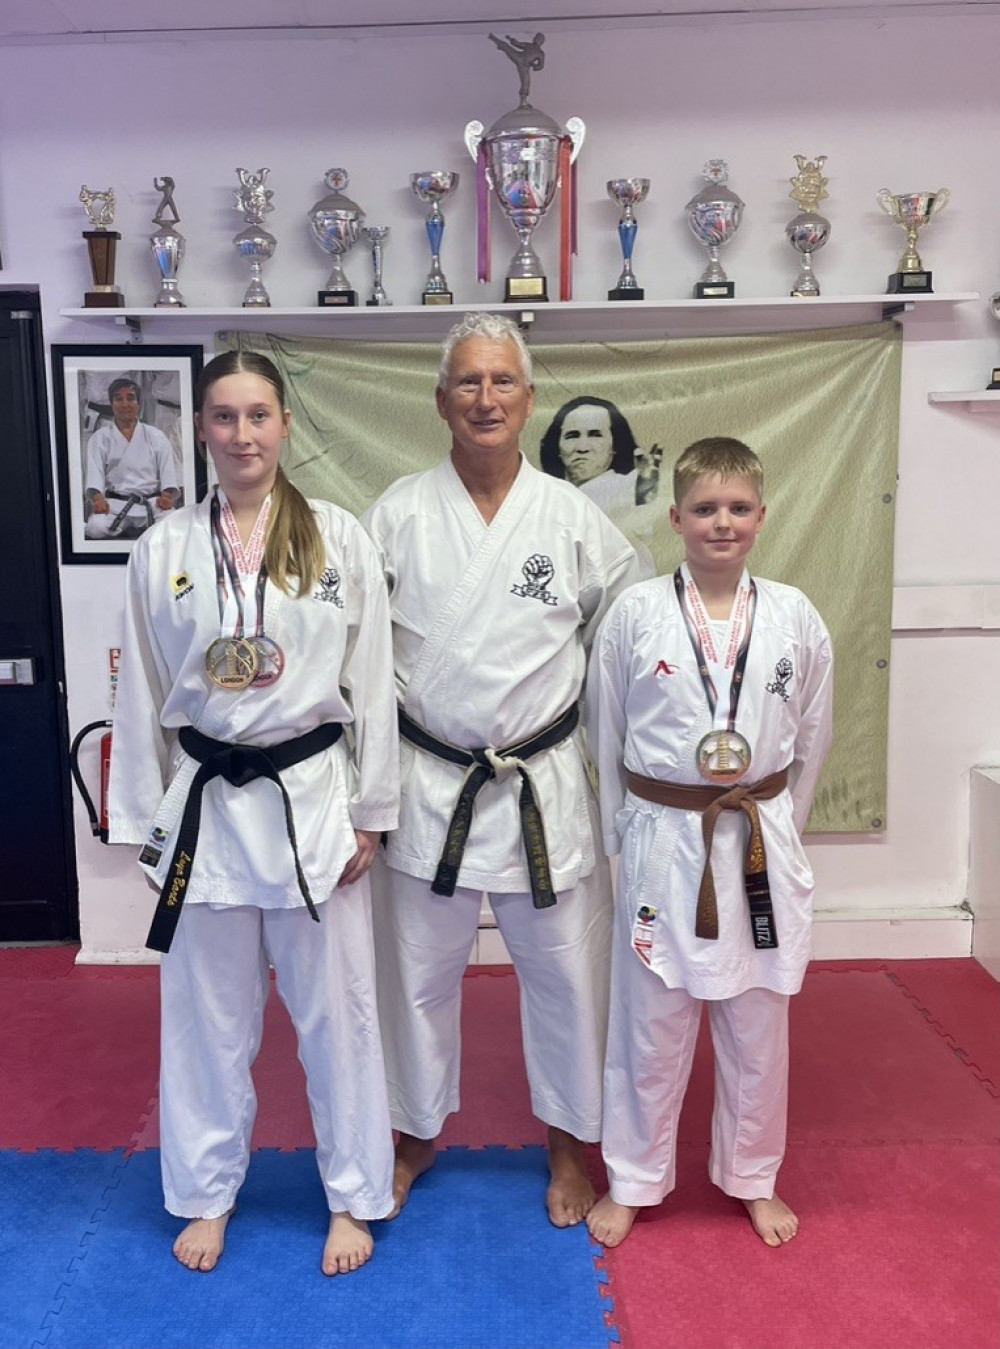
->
[[156, 490, 175, 511], [337, 828, 381, 888], [91, 491, 110, 515]]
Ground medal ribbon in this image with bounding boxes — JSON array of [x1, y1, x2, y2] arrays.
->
[[210, 490, 270, 640], [673, 565, 757, 732]]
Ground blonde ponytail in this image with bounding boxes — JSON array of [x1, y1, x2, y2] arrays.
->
[[265, 466, 326, 598]]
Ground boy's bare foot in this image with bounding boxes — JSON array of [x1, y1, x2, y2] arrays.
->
[[546, 1126, 596, 1227], [586, 1193, 640, 1248], [322, 1211, 373, 1275], [172, 1208, 234, 1272], [387, 1133, 436, 1219], [742, 1194, 798, 1247]]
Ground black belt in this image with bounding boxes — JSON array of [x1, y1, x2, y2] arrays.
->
[[398, 704, 579, 910], [105, 491, 156, 535], [146, 722, 343, 954]]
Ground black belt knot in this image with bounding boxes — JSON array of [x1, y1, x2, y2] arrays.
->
[[145, 722, 342, 954], [398, 704, 579, 910]]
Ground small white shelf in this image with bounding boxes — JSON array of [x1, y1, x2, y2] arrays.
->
[[58, 292, 980, 342], [928, 389, 1000, 411]]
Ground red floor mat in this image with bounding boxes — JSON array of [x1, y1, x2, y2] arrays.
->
[[602, 1142, 1000, 1349]]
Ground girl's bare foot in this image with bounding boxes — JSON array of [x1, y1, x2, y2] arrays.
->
[[172, 1208, 234, 1272], [742, 1194, 798, 1246], [387, 1133, 437, 1219], [322, 1211, 373, 1275], [586, 1194, 639, 1248], [546, 1126, 596, 1227]]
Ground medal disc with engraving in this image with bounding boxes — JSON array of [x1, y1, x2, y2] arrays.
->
[[205, 636, 259, 690], [697, 729, 752, 784], [250, 635, 285, 688]]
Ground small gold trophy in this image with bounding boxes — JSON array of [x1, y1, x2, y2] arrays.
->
[[79, 185, 125, 308]]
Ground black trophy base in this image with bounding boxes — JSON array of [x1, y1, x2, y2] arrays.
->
[[422, 291, 453, 306], [887, 271, 933, 295], [84, 290, 125, 309], [987, 368, 1000, 391], [504, 276, 548, 303], [608, 286, 644, 301], [318, 290, 358, 307], [695, 280, 735, 300]]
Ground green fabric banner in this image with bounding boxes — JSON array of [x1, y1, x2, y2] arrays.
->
[[219, 322, 901, 833]]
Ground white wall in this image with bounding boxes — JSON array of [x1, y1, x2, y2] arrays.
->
[[0, 14, 997, 960]]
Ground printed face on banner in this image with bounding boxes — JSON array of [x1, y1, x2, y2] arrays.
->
[[557, 403, 615, 486]]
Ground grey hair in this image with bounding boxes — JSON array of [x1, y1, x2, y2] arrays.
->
[[437, 312, 533, 389]]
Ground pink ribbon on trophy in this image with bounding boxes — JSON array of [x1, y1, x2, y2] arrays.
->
[[476, 146, 491, 284]]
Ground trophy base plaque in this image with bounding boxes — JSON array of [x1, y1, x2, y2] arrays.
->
[[695, 280, 735, 299], [609, 286, 644, 301], [318, 290, 358, 307], [887, 271, 932, 294], [987, 369, 1000, 391], [84, 288, 126, 309], [505, 276, 548, 303], [422, 291, 453, 306], [790, 288, 820, 299]]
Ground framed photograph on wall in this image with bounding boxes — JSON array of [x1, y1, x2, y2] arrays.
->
[[51, 343, 204, 564]]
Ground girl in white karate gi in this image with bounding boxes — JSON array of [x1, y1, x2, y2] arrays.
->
[[109, 351, 399, 1275], [585, 437, 833, 1250]]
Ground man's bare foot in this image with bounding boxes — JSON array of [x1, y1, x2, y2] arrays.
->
[[322, 1212, 373, 1275], [742, 1194, 799, 1247], [586, 1193, 640, 1248], [387, 1133, 436, 1219], [546, 1126, 596, 1227], [172, 1208, 234, 1272]]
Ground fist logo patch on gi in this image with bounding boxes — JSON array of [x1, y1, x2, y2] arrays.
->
[[170, 572, 194, 600], [313, 567, 344, 608], [510, 553, 558, 606], [632, 903, 657, 966], [765, 656, 794, 701]]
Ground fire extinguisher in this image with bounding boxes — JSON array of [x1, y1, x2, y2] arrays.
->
[[69, 720, 113, 844]]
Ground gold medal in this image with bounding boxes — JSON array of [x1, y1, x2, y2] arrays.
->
[[205, 636, 259, 691], [696, 729, 752, 784], [250, 635, 285, 688]]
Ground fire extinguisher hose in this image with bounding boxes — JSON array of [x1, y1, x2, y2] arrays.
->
[[69, 720, 113, 838]]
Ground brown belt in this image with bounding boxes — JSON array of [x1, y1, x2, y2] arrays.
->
[[625, 766, 789, 948]]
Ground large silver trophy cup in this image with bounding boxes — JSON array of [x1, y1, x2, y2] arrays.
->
[[785, 154, 831, 298], [685, 159, 744, 300], [465, 33, 585, 303], [308, 169, 365, 307]]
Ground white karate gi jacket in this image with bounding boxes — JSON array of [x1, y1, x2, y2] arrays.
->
[[363, 455, 640, 894], [587, 573, 833, 998], [85, 421, 178, 498], [108, 493, 399, 908]]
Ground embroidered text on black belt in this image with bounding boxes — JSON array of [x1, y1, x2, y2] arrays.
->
[[146, 722, 343, 954], [398, 704, 579, 910]]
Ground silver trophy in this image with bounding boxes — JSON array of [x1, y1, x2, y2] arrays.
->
[[308, 169, 364, 307], [410, 171, 459, 305], [607, 178, 649, 301], [786, 155, 831, 298], [150, 176, 186, 308], [465, 32, 585, 303], [364, 225, 391, 307], [685, 159, 745, 299], [79, 185, 124, 308], [233, 168, 276, 308], [989, 292, 1000, 389], [877, 187, 950, 295]]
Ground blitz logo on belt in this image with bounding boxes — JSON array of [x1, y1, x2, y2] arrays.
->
[[510, 553, 558, 606]]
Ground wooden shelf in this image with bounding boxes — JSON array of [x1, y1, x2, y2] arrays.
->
[[58, 292, 980, 343]]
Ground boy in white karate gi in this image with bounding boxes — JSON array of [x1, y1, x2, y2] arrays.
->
[[585, 437, 833, 1248]]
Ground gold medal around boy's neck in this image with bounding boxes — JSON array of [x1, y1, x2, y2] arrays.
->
[[205, 636, 259, 691], [697, 729, 752, 784]]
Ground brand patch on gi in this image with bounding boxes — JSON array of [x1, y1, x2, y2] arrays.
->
[[170, 572, 194, 600], [139, 824, 169, 867], [655, 659, 677, 678], [632, 903, 657, 966], [765, 656, 793, 701], [314, 567, 344, 608], [510, 552, 558, 606]]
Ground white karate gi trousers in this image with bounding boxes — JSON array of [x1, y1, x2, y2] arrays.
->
[[603, 936, 790, 1206], [371, 854, 612, 1143], [159, 894, 394, 1222]]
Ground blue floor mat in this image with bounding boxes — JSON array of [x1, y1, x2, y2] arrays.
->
[[8, 1146, 612, 1349]]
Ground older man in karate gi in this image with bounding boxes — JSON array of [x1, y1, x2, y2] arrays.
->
[[84, 376, 179, 539], [363, 313, 640, 1226]]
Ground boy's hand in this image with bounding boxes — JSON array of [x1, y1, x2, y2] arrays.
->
[[337, 829, 381, 888]]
